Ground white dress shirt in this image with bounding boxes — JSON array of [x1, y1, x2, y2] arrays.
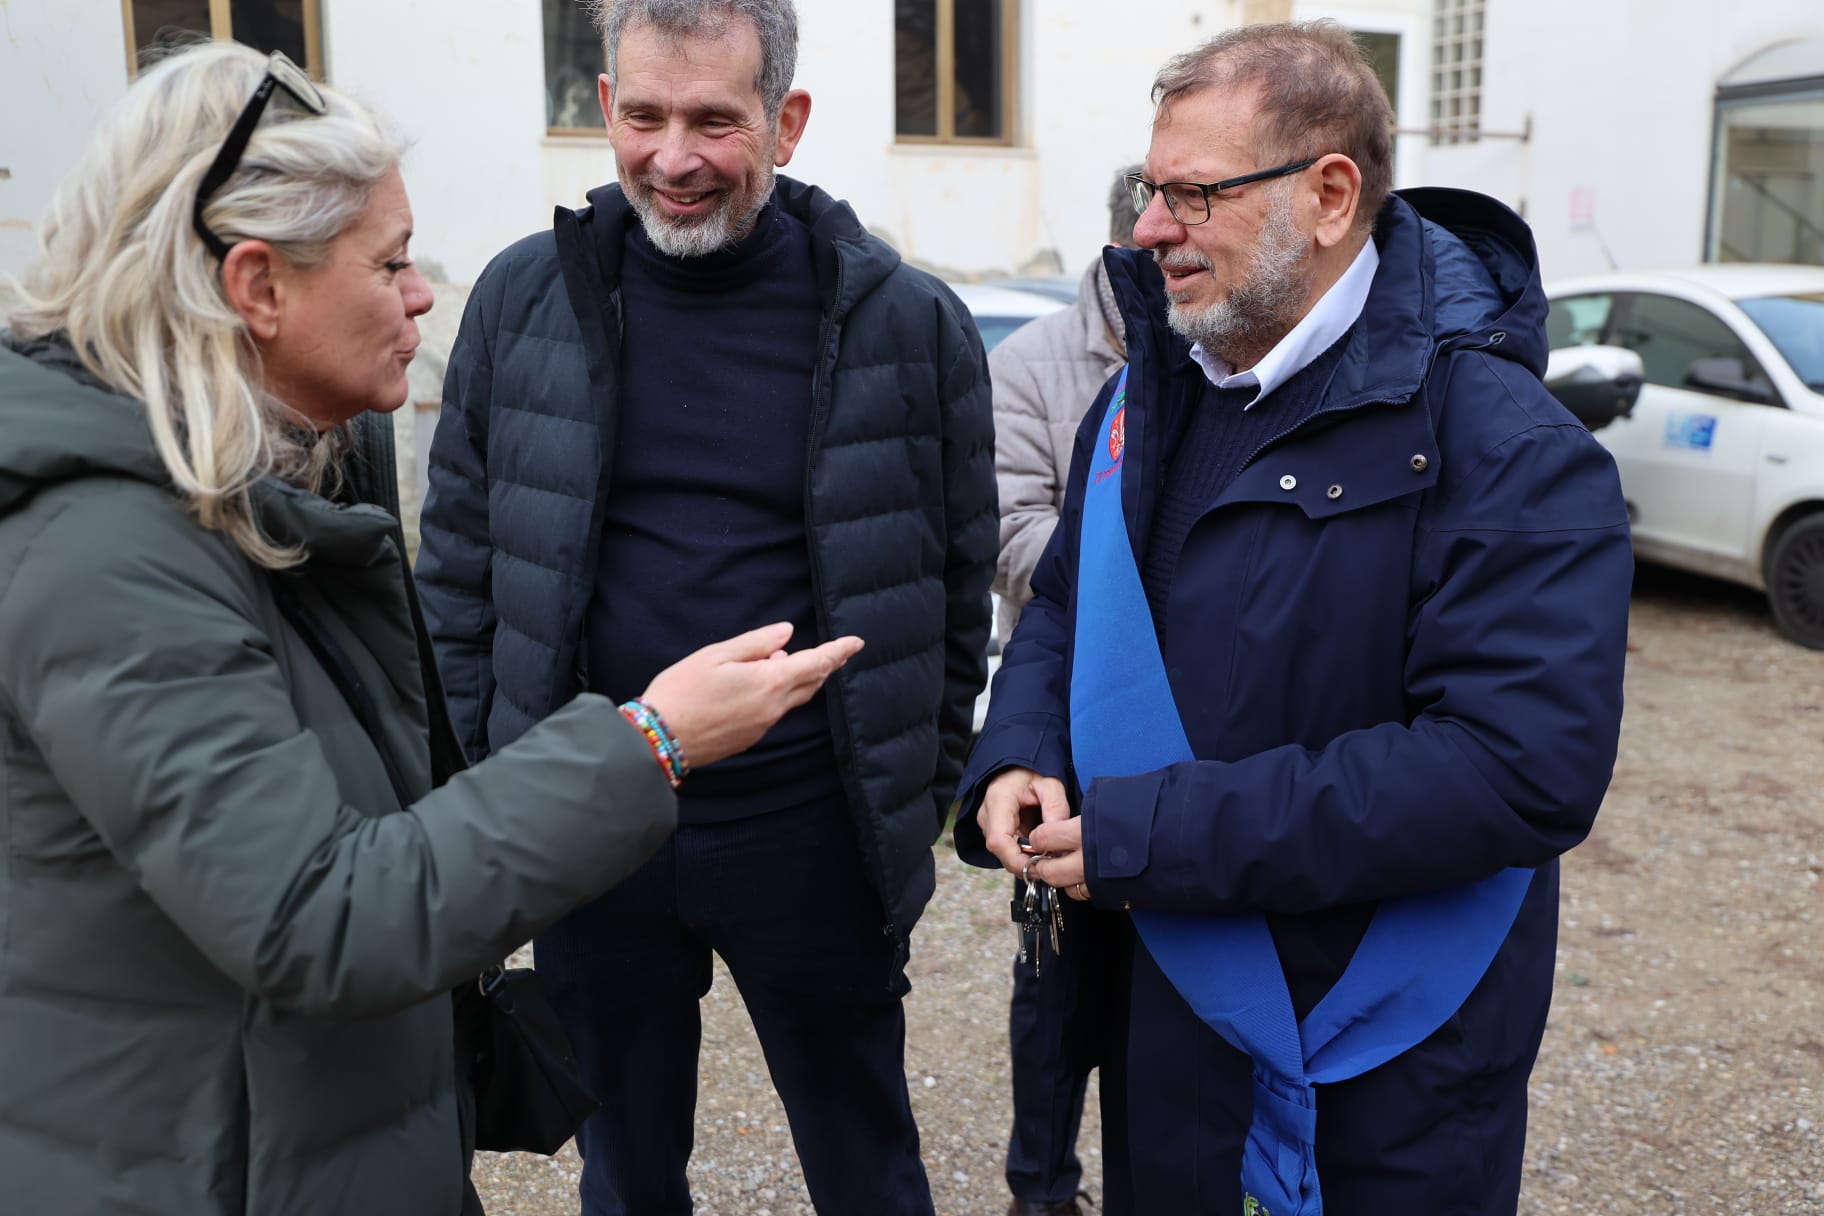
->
[[1188, 238, 1381, 408]]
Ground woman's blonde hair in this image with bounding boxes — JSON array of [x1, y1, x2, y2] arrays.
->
[[6, 41, 406, 567]]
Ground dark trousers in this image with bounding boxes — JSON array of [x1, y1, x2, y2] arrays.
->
[[1121, 937, 1540, 1214], [1005, 886, 1135, 1213], [534, 798, 934, 1216]]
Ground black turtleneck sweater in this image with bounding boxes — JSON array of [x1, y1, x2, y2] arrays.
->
[[586, 201, 838, 823]]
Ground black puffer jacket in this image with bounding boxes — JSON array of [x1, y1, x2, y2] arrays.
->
[[417, 176, 997, 950]]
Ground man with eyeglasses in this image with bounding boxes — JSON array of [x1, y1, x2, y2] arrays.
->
[[955, 21, 1631, 1215]]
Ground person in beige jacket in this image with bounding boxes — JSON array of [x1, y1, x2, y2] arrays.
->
[[991, 167, 1140, 647], [989, 165, 1139, 1216]]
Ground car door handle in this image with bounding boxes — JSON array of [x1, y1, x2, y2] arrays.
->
[[1767, 453, 1789, 465]]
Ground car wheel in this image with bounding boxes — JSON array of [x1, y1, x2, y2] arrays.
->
[[1765, 514, 1824, 650]]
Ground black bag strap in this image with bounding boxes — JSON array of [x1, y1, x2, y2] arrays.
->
[[281, 419, 508, 985], [347, 413, 471, 785], [271, 412, 472, 802]]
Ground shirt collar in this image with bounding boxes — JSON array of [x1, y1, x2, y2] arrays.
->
[[1189, 238, 1380, 408]]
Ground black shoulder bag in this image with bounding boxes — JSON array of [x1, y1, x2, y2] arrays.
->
[[271, 415, 597, 1157]]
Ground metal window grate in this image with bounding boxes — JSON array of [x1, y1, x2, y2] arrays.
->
[[1429, 0, 1483, 145]]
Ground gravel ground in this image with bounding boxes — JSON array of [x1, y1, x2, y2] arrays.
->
[[474, 566, 1823, 1215]]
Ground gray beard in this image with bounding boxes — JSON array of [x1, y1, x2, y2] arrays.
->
[[1164, 190, 1312, 366], [626, 168, 775, 259]]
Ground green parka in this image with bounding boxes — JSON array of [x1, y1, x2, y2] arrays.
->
[[0, 335, 677, 1215]]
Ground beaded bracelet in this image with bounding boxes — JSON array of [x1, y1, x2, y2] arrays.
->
[[618, 698, 688, 789]]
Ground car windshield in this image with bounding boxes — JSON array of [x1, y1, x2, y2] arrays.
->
[[1738, 292, 1824, 391]]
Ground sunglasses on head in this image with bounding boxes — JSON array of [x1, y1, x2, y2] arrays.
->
[[192, 50, 329, 261]]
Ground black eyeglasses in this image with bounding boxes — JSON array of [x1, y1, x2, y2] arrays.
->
[[1126, 158, 1319, 226], [192, 51, 329, 261]]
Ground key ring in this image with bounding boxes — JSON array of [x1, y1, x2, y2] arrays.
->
[[1022, 853, 1045, 886]]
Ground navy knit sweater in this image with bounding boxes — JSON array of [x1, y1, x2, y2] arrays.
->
[[1142, 332, 1354, 646], [586, 201, 839, 823]]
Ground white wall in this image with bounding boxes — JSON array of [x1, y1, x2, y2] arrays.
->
[[12, 0, 1619, 292], [325, 0, 564, 284], [1296, 0, 1432, 191], [0, 0, 1428, 288], [0, 0, 129, 278], [1426, 0, 1823, 282], [1008, 3, 1242, 278], [780, 3, 1247, 279], [0, 0, 563, 287], [344, 0, 1215, 284]]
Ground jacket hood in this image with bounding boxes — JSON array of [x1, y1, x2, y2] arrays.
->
[[1104, 186, 1551, 411], [1400, 186, 1549, 373], [560, 174, 903, 315], [0, 332, 171, 518], [0, 332, 400, 568], [1078, 258, 1127, 366]]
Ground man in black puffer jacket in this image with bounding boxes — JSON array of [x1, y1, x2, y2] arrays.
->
[[415, 2, 994, 1213]]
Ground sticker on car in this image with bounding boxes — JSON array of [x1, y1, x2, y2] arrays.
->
[[1663, 412, 1717, 451]]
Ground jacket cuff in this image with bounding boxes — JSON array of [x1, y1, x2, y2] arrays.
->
[[1083, 769, 1167, 909], [952, 711, 1071, 867]]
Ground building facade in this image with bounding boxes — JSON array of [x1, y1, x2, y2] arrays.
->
[[1429, 0, 1822, 280], [4, 0, 1816, 535], [2, 1, 1817, 286], [2, 0, 1436, 288]]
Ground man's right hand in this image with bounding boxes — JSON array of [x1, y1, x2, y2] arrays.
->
[[640, 623, 864, 770], [979, 766, 1070, 876]]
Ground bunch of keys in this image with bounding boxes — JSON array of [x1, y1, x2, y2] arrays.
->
[[1016, 838, 1065, 977]]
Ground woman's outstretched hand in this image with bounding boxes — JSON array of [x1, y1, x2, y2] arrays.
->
[[639, 623, 864, 769]]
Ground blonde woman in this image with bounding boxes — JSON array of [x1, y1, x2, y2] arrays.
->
[[0, 42, 859, 1216]]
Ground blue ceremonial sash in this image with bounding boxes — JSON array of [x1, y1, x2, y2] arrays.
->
[[1068, 368, 1532, 1216]]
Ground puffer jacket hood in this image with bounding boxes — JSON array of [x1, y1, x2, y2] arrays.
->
[[0, 332, 170, 517], [1104, 186, 1551, 410]]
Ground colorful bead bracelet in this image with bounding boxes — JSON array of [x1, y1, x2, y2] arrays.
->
[[618, 697, 688, 789]]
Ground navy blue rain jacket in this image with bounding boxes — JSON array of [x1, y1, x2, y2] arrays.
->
[[957, 186, 1631, 1027]]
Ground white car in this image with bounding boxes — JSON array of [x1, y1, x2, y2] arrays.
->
[[1545, 265, 1824, 648], [947, 281, 1067, 353]]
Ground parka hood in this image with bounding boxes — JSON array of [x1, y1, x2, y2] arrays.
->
[[0, 332, 400, 567], [0, 332, 172, 519]]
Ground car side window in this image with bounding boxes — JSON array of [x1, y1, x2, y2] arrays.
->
[[1611, 293, 1778, 404], [1545, 294, 1614, 350]]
